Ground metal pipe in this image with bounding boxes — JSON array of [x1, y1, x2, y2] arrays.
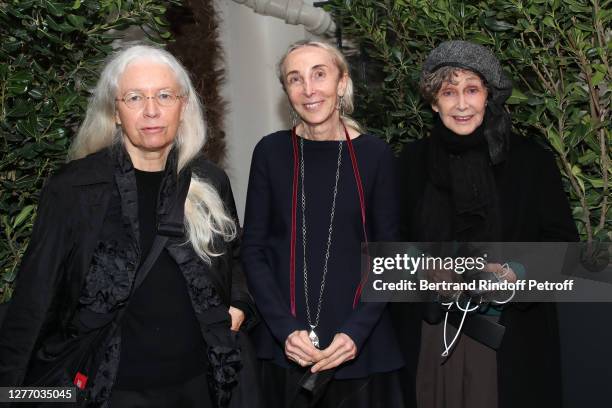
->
[[231, 0, 335, 35]]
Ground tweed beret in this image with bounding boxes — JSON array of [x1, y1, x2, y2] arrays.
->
[[423, 40, 513, 104]]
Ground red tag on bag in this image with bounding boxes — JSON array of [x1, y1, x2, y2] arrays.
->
[[74, 372, 88, 389]]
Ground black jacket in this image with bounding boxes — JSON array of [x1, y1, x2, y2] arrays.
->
[[394, 133, 579, 408], [0, 146, 255, 407]]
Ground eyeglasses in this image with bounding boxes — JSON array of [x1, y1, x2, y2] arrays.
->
[[115, 90, 184, 109]]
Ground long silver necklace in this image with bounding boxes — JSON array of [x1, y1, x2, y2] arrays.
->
[[300, 136, 343, 348]]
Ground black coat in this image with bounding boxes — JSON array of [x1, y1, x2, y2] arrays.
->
[[394, 133, 579, 408], [0, 146, 255, 407]]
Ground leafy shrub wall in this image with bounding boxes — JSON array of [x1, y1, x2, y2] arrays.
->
[[0, 0, 179, 302], [328, 0, 610, 242]]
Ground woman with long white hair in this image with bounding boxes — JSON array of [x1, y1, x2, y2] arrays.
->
[[0, 44, 254, 407]]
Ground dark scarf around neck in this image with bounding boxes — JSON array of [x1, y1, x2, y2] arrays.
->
[[418, 116, 502, 241]]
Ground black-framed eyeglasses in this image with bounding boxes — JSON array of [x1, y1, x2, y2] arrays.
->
[[115, 90, 184, 109]]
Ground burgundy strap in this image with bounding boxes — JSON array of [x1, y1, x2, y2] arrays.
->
[[341, 123, 370, 309], [290, 127, 299, 316], [289, 122, 368, 314]]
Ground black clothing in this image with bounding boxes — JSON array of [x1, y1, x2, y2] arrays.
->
[[115, 169, 207, 390], [394, 125, 579, 408], [0, 146, 255, 407], [242, 131, 404, 380], [421, 119, 501, 241], [110, 371, 212, 408], [259, 360, 406, 408], [399, 130, 578, 244]]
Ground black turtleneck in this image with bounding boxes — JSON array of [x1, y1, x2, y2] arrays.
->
[[114, 168, 207, 390]]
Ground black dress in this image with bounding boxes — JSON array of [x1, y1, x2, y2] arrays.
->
[[242, 131, 406, 407]]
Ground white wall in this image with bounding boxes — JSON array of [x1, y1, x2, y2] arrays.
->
[[216, 0, 314, 222]]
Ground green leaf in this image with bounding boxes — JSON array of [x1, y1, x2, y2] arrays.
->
[[542, 16, 555, 28], [15, 119, 37, 139], [153, 16, 166, 26], [45, 16, 76, 33], [547, 126, 564, 154], [27, 88, 44, 100], [66, 14, 86, 29], [567, 3, 592, 13], [577, 151, 599, 165], [55, 94, 79, 111], [12, 205, 35, 229], [6, 72, 30, 96], [6, 101, 31, 118], [507, 88, 529, 104], [591, 71, 605, 86], [583, 177, 604, 189], [45, 127, 67, 141], [44, 0, 66, 17], [484, 18, 514, 31]]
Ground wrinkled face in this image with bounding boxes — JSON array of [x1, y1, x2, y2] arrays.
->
[[115, 61, 184, 156], [283, 46, 347, 129], [432, 69, 488, 135]]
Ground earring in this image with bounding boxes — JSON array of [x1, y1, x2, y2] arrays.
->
[[338, 95, 345, 116], [114, 125, 123, 142], [289, 106, 299, 128]]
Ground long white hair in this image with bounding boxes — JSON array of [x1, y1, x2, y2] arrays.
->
[[69, 44, 236, 262]]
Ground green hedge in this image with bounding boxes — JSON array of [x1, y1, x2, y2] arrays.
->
[[0, 0, 179, 302], [328, 0, 611, 242]]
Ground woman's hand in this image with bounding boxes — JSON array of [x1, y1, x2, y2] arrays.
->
[[425, 264, 461, 298], [310, 333, 356, 373], [228, 306, 245, 331], [484, 263, 517, 283], [285, 330, 323, 367]]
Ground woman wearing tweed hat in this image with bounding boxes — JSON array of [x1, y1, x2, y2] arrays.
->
[[394, 40, 578, 408]]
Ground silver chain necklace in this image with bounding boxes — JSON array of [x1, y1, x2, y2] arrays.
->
[[300, 136, 343, 348]]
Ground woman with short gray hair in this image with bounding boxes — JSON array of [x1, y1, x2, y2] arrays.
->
[[396, 40, 578, 408], [242, 40, 406, 407]]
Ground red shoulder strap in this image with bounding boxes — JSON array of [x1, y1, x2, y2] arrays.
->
[[290, 122, 369, 314]]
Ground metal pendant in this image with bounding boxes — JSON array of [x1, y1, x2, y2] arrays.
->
[[309, 326, 320, 348]]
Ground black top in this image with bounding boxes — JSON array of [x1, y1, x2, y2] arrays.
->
[[115, 168, 207, 389], [242, 130, 404, 379]]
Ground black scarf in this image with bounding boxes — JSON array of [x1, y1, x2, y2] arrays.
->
[[417, 117, 502, 242]]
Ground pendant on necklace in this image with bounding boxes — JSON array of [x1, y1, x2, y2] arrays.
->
[[309, 325, 320, 348]]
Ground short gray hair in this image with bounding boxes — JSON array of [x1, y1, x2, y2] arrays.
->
[[277, 40, 362, 132], [419, 66, 488, 105]]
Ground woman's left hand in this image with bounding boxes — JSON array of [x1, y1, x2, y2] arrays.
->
[[228, 306, 245, 331], [310, 333, 357, 373]]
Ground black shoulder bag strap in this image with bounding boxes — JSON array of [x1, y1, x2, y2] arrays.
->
[[117, 175, 190, 320], [128, 235, 169, 298]]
